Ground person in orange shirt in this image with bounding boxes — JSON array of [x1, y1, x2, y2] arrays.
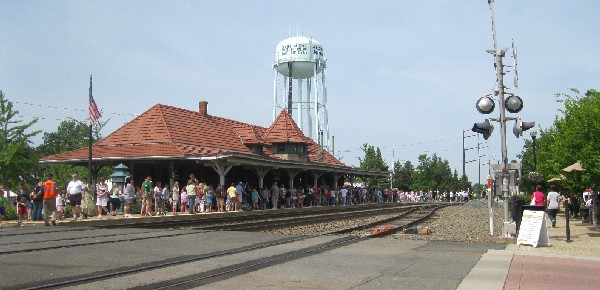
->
[[42, 174, 60, 226]]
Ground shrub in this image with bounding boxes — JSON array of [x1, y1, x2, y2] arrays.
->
[[65, 204, 72, 218], [130, 204, 140, 214], [514, 193, 532, 205], [4, 206, 17, 220]]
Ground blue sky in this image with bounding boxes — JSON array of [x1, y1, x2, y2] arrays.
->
[[1, 0, 598, 184]]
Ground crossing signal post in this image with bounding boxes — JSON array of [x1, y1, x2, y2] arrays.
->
[[471, 0, 537, 237]]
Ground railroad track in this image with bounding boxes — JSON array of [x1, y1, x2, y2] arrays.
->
[[197, 205, 422, 232], [95, 202, 406, 229], [8, 204, 447, 289], [0, 204, 431, 256]]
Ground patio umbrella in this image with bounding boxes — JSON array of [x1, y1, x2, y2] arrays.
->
[[563, 161, 585, 172], [547, 177, 563, 182]]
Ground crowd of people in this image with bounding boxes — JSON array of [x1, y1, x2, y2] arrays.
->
[[0, 172, 478, 226], [114, 174, 476, 216]]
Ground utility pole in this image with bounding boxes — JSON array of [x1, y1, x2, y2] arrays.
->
[[390, 146, 395, 189], [462, 130, 466, 177]]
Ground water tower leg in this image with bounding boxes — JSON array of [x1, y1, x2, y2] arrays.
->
[[273, 69, 279, 121], [322, 71, 329, 151], [287, 62, 293, 116], [306, 78, 313, 139], [298, 78, 303, 131]]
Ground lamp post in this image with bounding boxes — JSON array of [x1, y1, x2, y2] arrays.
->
[[110, 163, 129, 215], [530, 127, 538, 172]]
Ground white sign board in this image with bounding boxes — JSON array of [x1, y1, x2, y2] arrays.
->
[[517, 210, 550, 247]]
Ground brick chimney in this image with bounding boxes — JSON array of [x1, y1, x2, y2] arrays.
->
[[199, 101, 208, 117]]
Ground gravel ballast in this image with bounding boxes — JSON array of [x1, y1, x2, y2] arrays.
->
[[267, 200, 506, 243], [392, 200, 504, 243]]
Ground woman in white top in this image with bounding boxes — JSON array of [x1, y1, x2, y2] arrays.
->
[[546, 184, 561, 228], [172, 182, 180, 215], [96, 177, 109, 219]]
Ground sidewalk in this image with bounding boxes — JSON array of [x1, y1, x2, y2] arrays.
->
[[459, 213, 600, 290]]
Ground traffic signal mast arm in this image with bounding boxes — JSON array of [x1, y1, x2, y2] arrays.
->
[[487, 117, 518, 122]]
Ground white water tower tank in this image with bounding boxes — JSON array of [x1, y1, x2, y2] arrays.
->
[[274, 36, 325, 79]]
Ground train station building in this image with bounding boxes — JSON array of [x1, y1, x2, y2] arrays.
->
[[41, 101, 387, 189]]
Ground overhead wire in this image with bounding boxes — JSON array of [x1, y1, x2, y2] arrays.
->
[[13, 101, 139, 117]]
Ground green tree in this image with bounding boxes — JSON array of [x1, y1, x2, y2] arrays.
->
[[0, 90, 40, 190], [358, 144, 389, 187], [456, 171, 471, 192], [37, 118, 103, 156], [36, 119, 107, 186], [411, 153, 469, 192], [517, 139, 539, 193], [519, 89, 600, 195], [393, 160, 414, 190]]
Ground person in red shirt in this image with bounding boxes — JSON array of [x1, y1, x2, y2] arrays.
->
[[531, 185, 545, 207], [314, 187, 321, 206]]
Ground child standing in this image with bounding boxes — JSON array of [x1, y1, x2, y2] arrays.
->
[[180, 187, 188, 213], [26, 190, 33, 221], [252, 188, 259, 210], [198, 189, 205, 213], [56, 193, 65, 221], [154, 183, 164, 216], [172, 181, 180, 215], [205, 190, 213, 213], [0, 189, 8, 226], [161, 185, 170, 214], [16, 191, 28, 227]]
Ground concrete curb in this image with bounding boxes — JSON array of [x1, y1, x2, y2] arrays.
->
[[456, 248, 514, 290]]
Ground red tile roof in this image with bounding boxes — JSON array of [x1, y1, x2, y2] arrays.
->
[[233, 125, 264, 144], [263, 109, 306, 144], [42, 103, 346, 167]]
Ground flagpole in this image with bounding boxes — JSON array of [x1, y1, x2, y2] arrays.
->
[[88, 74, 93, 200]]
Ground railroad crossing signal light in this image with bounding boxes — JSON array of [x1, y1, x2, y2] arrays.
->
[[505, 95, 523, 113], [513, 120, 535, 137], [476, 95, 495, 114], [472, 119, 494, 140]]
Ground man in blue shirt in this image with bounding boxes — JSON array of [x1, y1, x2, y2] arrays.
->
[[235, 182, 244, 211]]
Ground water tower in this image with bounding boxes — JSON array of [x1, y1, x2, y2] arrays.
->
[[273, 36, 329, 151]]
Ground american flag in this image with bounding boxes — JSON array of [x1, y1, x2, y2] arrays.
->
[[88, 76, 102, 125]]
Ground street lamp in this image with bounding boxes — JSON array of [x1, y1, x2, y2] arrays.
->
[[530, 127, 538, 172]]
